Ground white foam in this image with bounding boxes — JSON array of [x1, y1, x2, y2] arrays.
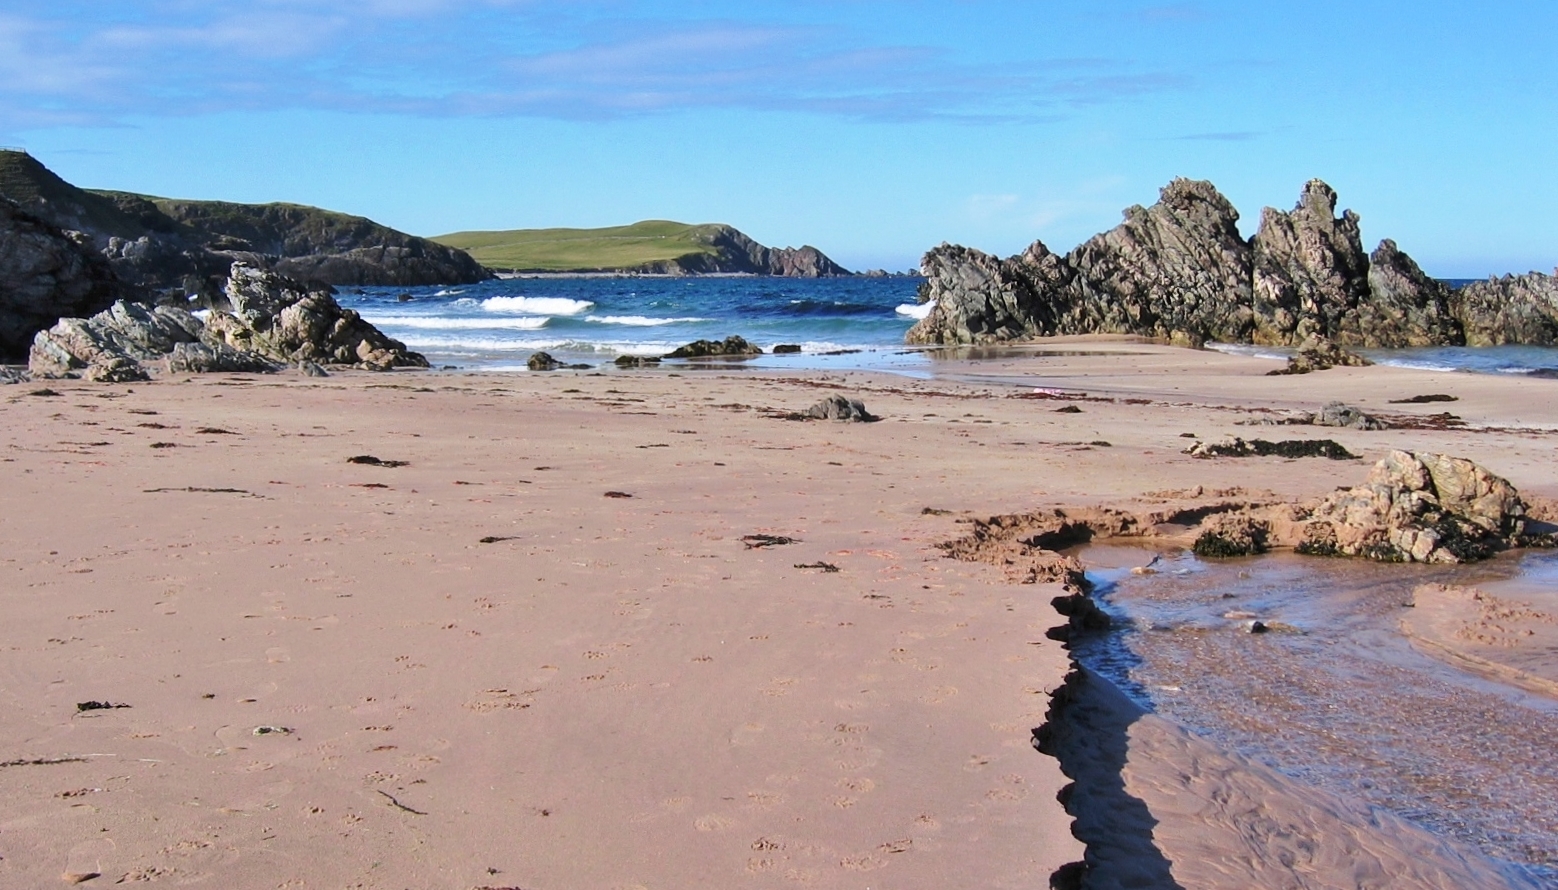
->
[[482, 296, 594, 316], [585, 315, 709, 327], [433, 288, 466, 297], [895, 301, 934, 320], [396, 335, 674, 355], [1204, 342, 1289, 362], [368, 315, 550, 331]]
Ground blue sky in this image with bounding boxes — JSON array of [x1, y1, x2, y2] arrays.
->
[[2, 1, 1554, 275]]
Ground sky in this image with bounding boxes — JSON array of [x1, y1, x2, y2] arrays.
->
[[2, 1, 1554, 276]]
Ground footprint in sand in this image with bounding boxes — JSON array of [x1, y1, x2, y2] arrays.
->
[[746, 791, 785, 808], [266, 647, 290, 664], [661, 797, 691, 812], [837, 777, 875, 793], [729, 722, 764, 747], [963, 754, 992, 772], [694, 814, 735, 832], [921, 685, 958, 704], [840, 854, 888, 872], [64, 838, 115, 883]]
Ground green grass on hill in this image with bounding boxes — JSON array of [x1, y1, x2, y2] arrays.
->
[[433, 220, 727, 271]]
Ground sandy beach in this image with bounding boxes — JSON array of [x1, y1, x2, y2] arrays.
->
[[2, 338, 1555, 889]]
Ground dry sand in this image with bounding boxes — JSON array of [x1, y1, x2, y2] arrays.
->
[[0, 338, 1553, 888]]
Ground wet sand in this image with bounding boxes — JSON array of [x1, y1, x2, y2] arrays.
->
[[1, 338, 1554, 888]]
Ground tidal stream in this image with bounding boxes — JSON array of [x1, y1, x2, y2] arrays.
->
[[1072, 545, 1558, 887]]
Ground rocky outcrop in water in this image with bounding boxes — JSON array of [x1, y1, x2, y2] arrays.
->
[[908, 178, 1555, 349], [664, 336, 763, 358], [1298, 451, 1537, 563], [29, 263, 425, 378], [0, 198, 123, 361]]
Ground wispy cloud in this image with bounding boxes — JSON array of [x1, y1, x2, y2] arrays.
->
[[0, 3, 1188, 128], [1173, 130, 1261, 142]]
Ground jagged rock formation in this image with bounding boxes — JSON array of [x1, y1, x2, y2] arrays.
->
[[0, 197, 122, 360], [0, 150, 488, 296], [908, 178, 1557, 349], [202, 264, 428, 370], [30, 301, 211, 380], [1299, 451, 1537, 563], [30, 263, 426, 379], [1451, 272, 1558, 346]]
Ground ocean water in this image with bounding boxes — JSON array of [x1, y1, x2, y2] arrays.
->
[[339, 276, 930, 371], [338, 276, 1558, 378]]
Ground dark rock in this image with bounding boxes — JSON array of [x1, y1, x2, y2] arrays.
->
[[1390, 393, 1458, 404], [1185, 436, 1358, 460], [1193, 514, 1270, 557], [0, 197, 122, 360], [0, 149, 490, 295], [614, 355, 661, 368], [772, 344, 802, 354], [0, 367, 29, 384], [665, 336, 763, 359], [528, 352, 563, 371], [347, 455, 408, 467], [298, 360, 329, 377], [801, 395, 878, 422]]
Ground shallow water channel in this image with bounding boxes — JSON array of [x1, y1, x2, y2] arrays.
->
[[1071, 545, 1558, 887]]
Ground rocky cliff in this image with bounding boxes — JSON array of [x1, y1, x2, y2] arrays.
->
[[0, 150, 489, 295], [907, 178, 1555, 348], [0, 197, 122, 360]]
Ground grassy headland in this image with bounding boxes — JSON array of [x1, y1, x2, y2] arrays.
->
[[432, 220, 732, 271]]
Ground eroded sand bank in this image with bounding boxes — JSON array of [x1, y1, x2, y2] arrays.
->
[[1, 339, 1553, 888]]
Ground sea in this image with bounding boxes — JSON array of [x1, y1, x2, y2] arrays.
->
[[335, 276, 1558, 378]]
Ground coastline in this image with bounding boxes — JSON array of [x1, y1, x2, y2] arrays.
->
[[1, 342, 1554, 887]]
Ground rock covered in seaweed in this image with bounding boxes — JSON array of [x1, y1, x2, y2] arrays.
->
[[1299, 450, 1535, 563], [664, 336, 763, 359]]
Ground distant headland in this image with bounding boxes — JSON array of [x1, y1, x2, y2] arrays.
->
[[432, 220, 853, 278]]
